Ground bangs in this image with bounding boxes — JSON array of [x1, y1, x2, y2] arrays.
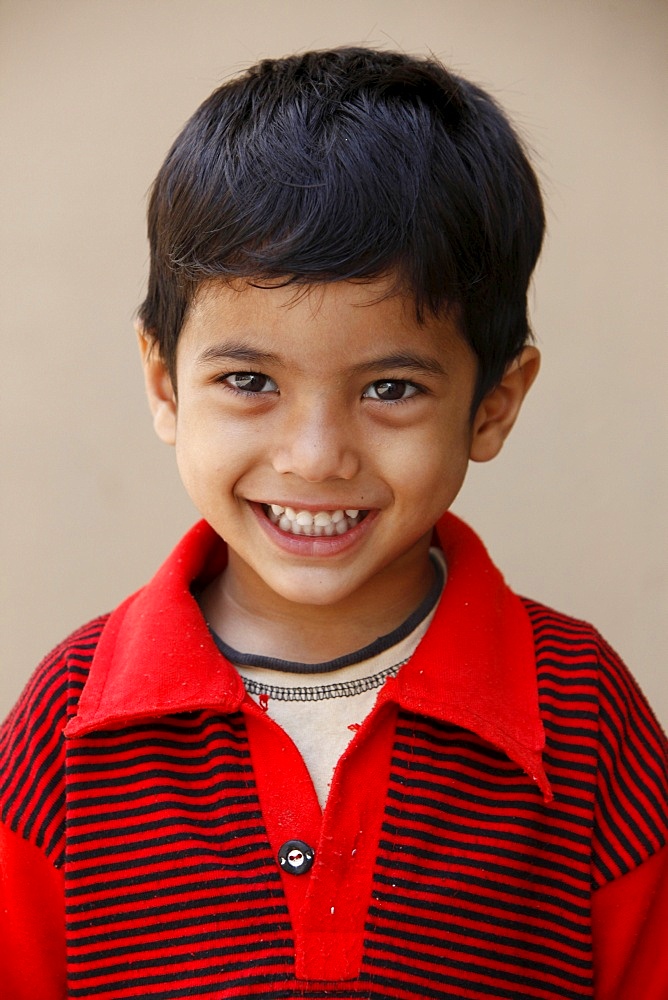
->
[[159, 80, 473, 314]]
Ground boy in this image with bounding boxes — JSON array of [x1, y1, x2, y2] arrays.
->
[[1, 47, 666, 999]]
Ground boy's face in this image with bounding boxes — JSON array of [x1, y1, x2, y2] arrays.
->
[[142, 278, 537, 624]]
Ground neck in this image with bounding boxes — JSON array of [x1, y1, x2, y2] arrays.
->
[[199, 550, 436, 664]]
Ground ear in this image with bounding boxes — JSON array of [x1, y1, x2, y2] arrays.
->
[[136, 321, 177, 446], [469, 346, 540, 463]]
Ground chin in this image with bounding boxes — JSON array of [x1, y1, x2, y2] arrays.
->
[[263, 570, 366, 610]]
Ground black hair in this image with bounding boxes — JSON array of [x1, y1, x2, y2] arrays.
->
[[138, 47, 545, 404]]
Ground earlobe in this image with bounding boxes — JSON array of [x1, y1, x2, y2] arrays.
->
[[469, 346, 540, 463], [136, 322, 177, 446]]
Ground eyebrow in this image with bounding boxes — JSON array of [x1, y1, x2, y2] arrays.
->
[[197, 343, 282, 367], [350, 352, 448, 379], [196, 343, 448, 379]]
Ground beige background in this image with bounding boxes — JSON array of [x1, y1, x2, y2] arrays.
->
[[1, 0, 666, 727]]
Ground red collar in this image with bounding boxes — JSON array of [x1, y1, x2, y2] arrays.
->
[[65, 513, 551, 800]]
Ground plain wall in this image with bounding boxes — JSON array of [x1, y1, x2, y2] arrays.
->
[[1, 0, 666, 726]]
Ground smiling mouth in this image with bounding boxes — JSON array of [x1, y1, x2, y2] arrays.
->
[[261, 503, 369, 537]]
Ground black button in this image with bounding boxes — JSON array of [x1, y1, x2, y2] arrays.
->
[[278, 840, 315, 875]]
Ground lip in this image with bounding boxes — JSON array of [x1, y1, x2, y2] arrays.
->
[[249, 501, 377, 557]]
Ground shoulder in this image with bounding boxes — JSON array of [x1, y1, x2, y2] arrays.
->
[[522, 595, 609, 651], [2, 614, 109, 732], [0, 615, 110, 864], [521, 596, 666, 739], [522, 597, 668, 885], [521, 596, 666, 760]]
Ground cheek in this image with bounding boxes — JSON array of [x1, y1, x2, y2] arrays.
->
[[173, 410, 260, 506], [173, 423, 222, 498], [387, 425, 471, 508]]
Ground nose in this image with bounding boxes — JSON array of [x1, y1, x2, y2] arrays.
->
[[271, 396, 361, 482]]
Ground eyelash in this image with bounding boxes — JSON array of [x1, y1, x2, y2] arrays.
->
[[217, 371, 425, 403]]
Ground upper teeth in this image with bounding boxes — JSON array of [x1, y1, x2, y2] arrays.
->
[[265, 504, 364, 536]]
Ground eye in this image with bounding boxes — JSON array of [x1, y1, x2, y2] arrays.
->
[[222, 372, 277, 394], [363, 379, 421, 402]]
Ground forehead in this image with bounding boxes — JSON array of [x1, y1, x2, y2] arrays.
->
[[179, 277, 471, 371]]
